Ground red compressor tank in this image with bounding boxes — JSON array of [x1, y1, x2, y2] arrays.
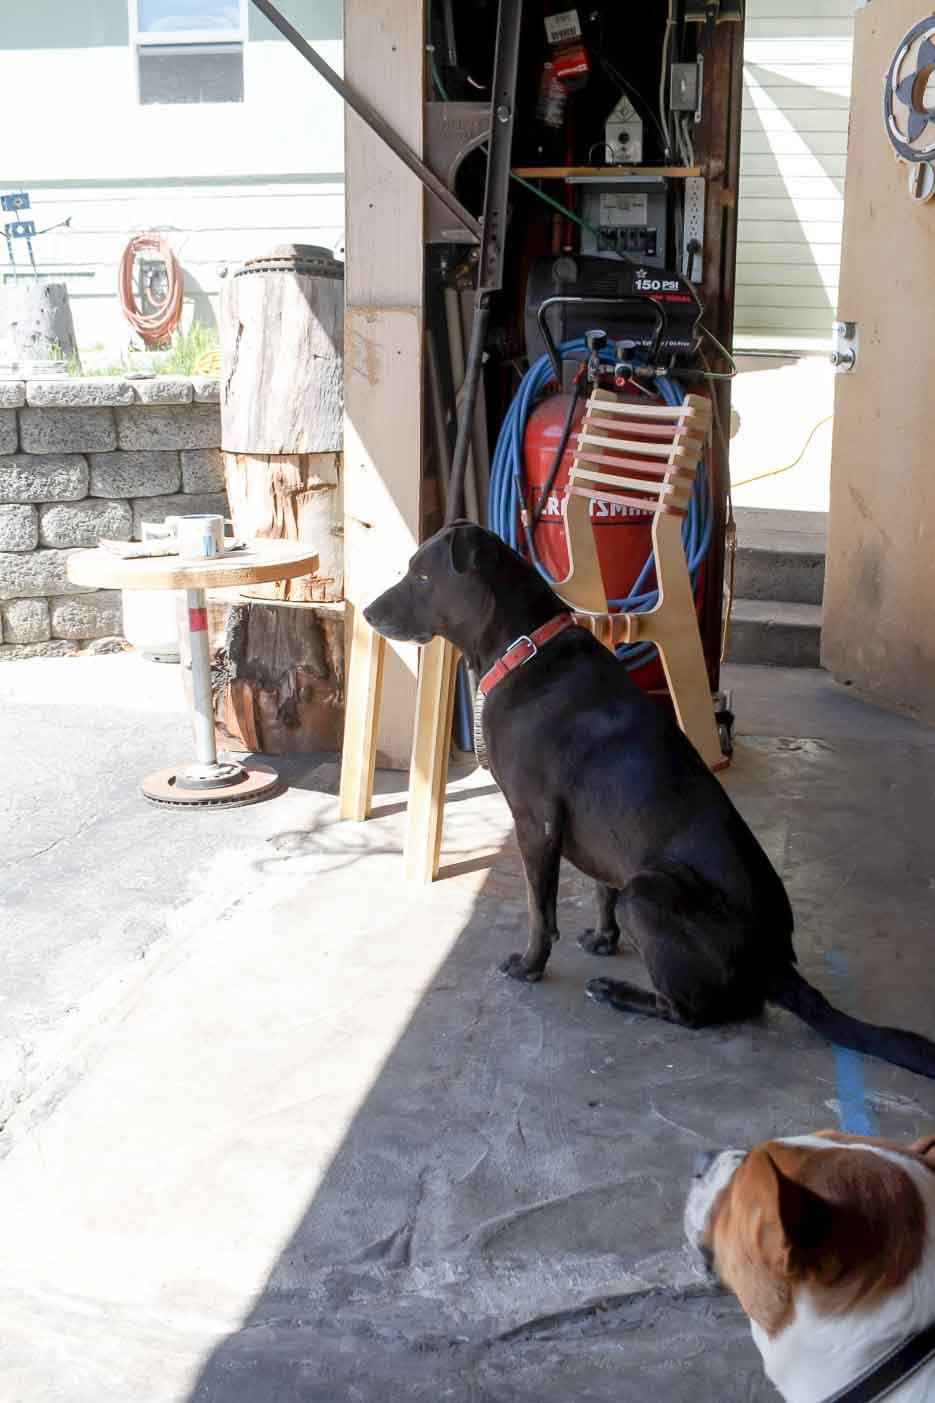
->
[[521, 385, 706, 695]]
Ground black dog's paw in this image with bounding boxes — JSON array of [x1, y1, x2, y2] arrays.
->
[[577, 928, 618, 957], [499, 953, 545, 983], [585, 977, 615, 1004]]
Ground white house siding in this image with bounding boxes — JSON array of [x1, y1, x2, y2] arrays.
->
[[0, 3, 343, 352], [735, 0, 854, 352]]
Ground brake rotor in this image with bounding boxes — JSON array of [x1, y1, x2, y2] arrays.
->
[[142, 762, 282, 808]]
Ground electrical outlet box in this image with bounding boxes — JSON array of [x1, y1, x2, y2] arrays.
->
[[1, 192, 30, 213], [605, 94, 643, 165], [682, 176, 705, 283], [670, 63, 699, 112]]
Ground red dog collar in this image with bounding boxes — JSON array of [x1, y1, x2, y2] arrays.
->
[[478, 613, 574, 696]]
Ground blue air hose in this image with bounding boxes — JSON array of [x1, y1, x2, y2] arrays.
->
[[487, 339, 712, 668]]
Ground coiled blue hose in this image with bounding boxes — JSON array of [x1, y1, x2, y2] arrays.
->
[[487, 338, 712, 669]]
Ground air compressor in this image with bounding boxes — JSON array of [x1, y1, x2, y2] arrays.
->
[[489, 252, 713, 693]]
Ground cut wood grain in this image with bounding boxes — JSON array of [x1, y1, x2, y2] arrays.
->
[[222, 450, 343, 602], [219, 246, 344, 455], [208, 596, 346, 755]]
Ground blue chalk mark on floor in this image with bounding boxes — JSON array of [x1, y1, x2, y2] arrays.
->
[[825, 949, 878, 1136]]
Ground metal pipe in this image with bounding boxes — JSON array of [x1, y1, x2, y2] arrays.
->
[[426, 325, 452, 516], [248, 0, 482, 241], [443, 287, 480, 523], [445, 298, 490, 522], [186, 588, 218, 767]]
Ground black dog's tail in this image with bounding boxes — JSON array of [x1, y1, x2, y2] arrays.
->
[[768, 965, 935, 1081]]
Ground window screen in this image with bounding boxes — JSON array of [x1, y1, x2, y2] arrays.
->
[[138, 44, 244, 103]]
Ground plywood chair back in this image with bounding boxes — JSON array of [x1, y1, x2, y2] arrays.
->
[[555, 387, 723, 769]]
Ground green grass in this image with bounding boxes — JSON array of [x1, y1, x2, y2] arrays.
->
[[60, 321, 220, 379], [157, 322, 219, 376]]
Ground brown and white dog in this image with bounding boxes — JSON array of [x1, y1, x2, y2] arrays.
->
[[684, 1132, 935, 1403]]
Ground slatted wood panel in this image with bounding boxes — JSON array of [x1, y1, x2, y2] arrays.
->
[[735, 1, 854, 349]]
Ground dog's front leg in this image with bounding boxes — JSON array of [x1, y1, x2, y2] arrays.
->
[[500, 812, 562, 983]]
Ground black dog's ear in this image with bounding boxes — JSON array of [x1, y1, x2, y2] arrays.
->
[[448, 522, 489, 575]]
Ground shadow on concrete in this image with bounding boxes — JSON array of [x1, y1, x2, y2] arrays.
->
[[182, 726, 935, 1402], [184, 824, 771, 1402]]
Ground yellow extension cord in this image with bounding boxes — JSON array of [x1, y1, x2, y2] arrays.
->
[[720, 412, 833, 661], [731, 413, 833, 490]]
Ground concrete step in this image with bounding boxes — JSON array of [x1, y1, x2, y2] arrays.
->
[[726, 598, 822, 668], [732, 507, 827, 606]]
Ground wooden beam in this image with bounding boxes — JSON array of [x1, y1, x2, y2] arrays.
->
[[695, 17, 745, 694], [343, 0, 425, 769]]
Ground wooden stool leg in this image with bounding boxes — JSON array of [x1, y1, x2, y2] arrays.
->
[[643, 516, 724, 771], [654, 623, 724, 771], [404, 636, 458, 884], [339, 605, 386, 821]]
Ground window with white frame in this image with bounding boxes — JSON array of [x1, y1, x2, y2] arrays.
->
[[131, 0, 247, 105]]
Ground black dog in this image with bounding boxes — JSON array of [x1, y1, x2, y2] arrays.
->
[[365, 521, 935, 1079]]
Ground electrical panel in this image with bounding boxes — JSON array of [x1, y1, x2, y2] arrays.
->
[[572, 175, 668, 268]]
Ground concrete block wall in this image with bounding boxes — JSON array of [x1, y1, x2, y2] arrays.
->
[[0, 377, 227, 659]]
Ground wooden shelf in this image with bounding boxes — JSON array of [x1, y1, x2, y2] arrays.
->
[[512, 165, 702, 179]]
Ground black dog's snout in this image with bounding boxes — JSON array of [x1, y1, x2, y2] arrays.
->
[[693, 1149, 718, 1179]]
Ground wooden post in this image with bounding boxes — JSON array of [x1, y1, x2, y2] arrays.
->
[[694, 18, 745, 691], [343, 0, 425, 770]]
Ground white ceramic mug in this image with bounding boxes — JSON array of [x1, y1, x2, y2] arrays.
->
[[176, 514, 225, 560]]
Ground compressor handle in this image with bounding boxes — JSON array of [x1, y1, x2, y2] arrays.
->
[[536, 295, 668, 382]]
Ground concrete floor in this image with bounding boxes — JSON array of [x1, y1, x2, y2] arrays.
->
[[3, 655, 935, 1402]]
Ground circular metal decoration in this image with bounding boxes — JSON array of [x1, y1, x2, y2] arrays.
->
[[884, 15, 935, 164]]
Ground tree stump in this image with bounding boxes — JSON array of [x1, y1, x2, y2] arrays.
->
[[222, 450, 342, 602], [10, 281, 79, 363], [210, 247, 347, 753], [197, 594, 345, 755], [220, 245, 344, 604]]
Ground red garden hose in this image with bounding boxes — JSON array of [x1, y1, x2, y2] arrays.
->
[[118, 233, 184, 346]]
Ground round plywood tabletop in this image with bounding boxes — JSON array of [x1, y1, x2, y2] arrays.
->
[[66, 540, 320, 591]]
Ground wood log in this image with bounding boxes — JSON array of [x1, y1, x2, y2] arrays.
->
[[10, 281, 79, 363], [219, 245, 344, 603], [222, 450, 343, 602], [199, 594, 345, 755], [219, 246, 343, 455]]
